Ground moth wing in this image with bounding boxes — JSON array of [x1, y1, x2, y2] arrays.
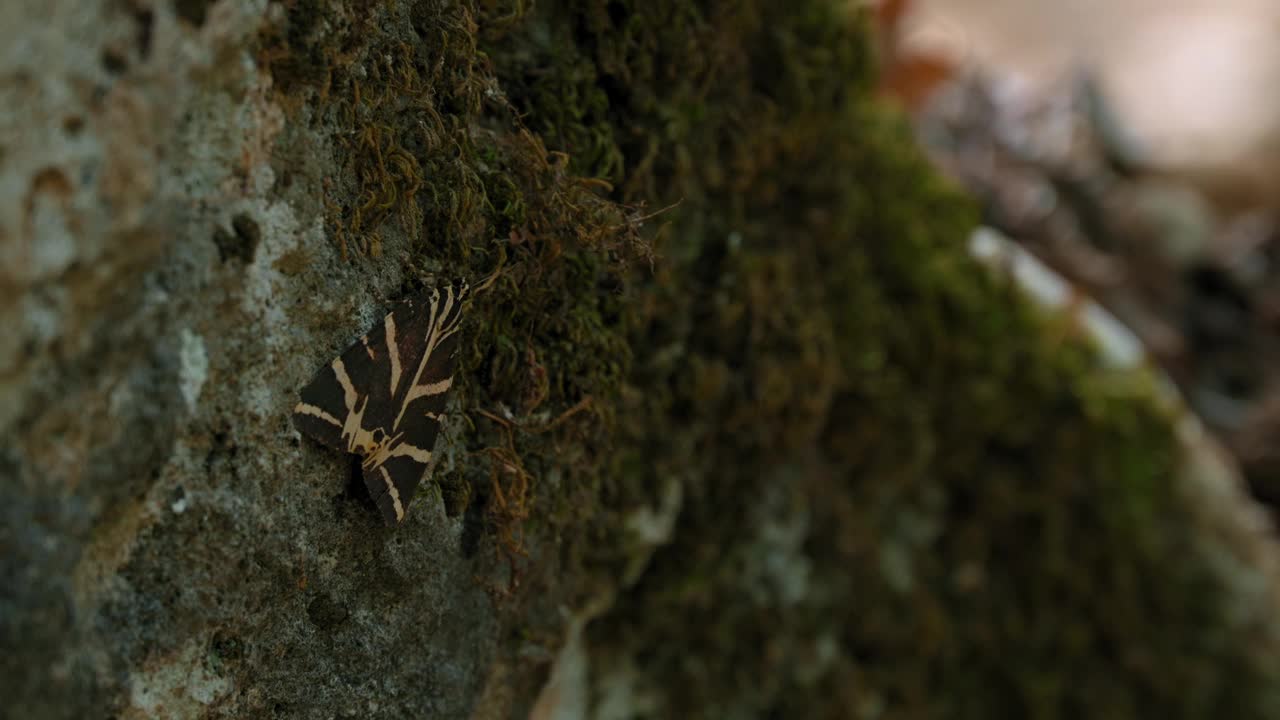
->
[[392, 324, 461, 441], [362, 287, 467, 524], [291, 311, 396, 453], [363, 454, 431, 526], [292, 282, 467, 526]]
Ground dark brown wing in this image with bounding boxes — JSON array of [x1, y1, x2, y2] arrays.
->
[[294, 282, 468, 525], [360, 282, 468, 524], [291, 313, 391, 454]]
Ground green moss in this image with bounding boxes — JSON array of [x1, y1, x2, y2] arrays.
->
[[488, 1, 1280, 718], [264, 0, 1280, 716]]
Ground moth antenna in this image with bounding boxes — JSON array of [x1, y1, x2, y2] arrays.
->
[[612, 197, 684, 230], [472, 252, 506, 296]]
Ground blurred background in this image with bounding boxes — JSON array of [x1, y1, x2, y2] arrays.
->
[[876, 0, 1280, 509]]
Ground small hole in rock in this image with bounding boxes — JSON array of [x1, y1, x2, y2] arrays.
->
[[174, 0, 212, 27], [132, 7, 154, 58], [101, 48, 128, 75], [212, 214, 261, 264]]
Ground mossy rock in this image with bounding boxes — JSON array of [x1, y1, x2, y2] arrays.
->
[[483, 1, 1280, 717], [4, 0, 1280, 718]]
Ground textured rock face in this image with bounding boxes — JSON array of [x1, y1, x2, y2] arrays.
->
[[1, 3, 500, 717], [4, 2, 1280, 719]]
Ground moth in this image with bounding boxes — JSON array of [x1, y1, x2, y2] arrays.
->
[[293, 281, 468, 525]]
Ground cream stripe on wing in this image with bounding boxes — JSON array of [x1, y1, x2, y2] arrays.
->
[[380, 466, 405, 521], [294, 402, 342, 428], [418, 377, 453, 397], [385, 314, 402, 396], [332, 359, 358, 411], [389, 443, 432, 463], [333, 359, 375, 454], [428, 320, 464, 357], [397, 377, 453, 419], [393, 291, 450, 430]]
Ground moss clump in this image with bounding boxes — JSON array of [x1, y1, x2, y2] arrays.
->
[[263, 0, 1280, 716], [489, 1, 1280, 718], [259, 0, 651, 604]]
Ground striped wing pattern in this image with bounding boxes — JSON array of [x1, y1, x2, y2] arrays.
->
[[293, 282, 468, 525]]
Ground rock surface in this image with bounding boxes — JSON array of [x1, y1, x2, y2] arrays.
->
[[4, 2, 1280, 719]]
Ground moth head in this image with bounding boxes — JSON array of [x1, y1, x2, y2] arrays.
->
[[434, 279, 469, 305]]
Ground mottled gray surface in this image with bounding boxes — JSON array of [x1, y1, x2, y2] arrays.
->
[[1, 3, 497, 717]]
